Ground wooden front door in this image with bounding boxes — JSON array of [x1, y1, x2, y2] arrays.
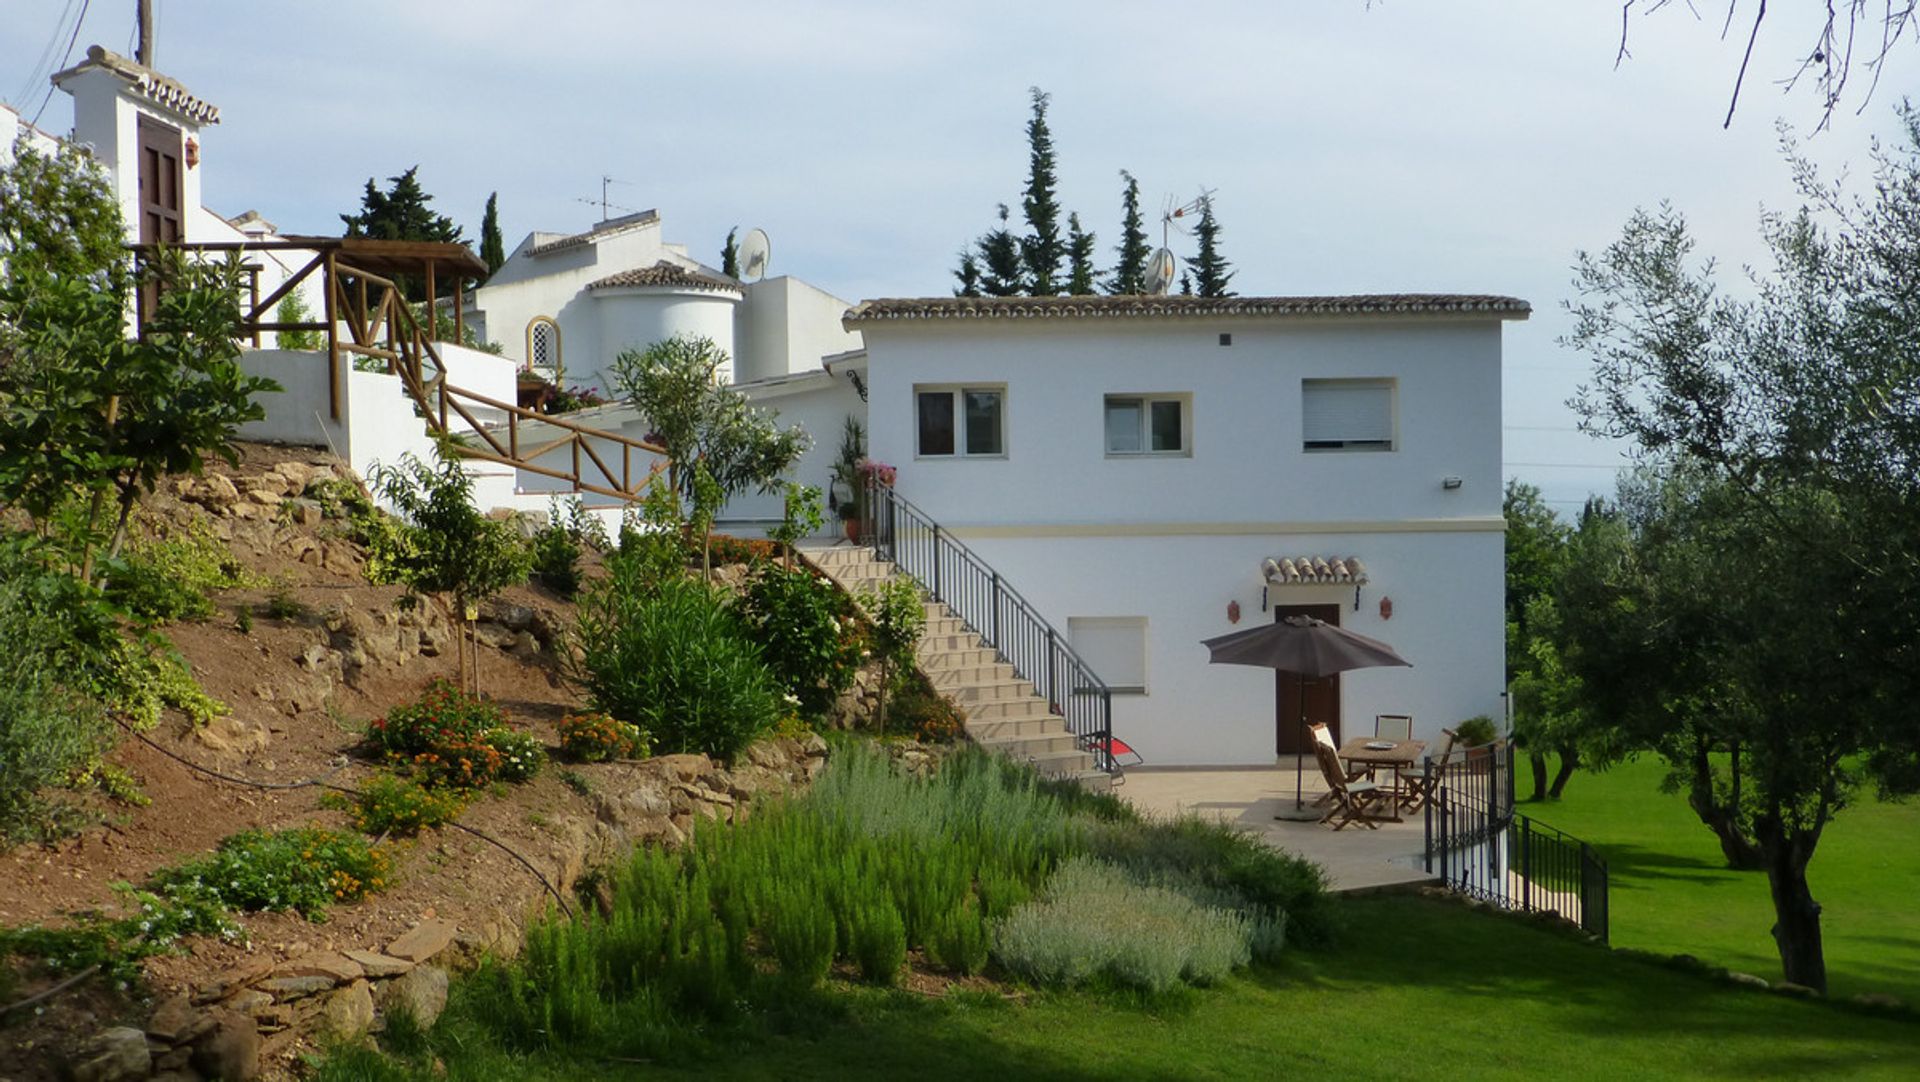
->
[[1274, 603, 1342, 755], [137, 116, 184, 245]]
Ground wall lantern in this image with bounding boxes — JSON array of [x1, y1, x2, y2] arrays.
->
[[1379, 596, 1394, 621], [1226, 599, 1241, 624], [185, 137, 200, 168]]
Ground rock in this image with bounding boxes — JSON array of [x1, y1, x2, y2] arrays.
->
[[652, 754, 710, 782], [273, 462, 316, 490], [480, 600, 536, 631], [474, 622, 519, 649], [321, 980, 376, 1038], [298, 644, 333, 672], [1725, 971, 1771, 989], [322, 543, 360, 576], [258, 975, 336, 1002], [275, 951, 364, 983], [246, 488, 282, 507], [378, 965, 449, 1030], [147, 993, 216, 1044], [195, 474, 241, 509], [72, 1026, 151, 1082], [1771, 981, 1820, 999], [194, 715, 271, 756], [342, 949, 413, 978], [285, 498, 323, 528], [153, 1045, 195, 1071], [191, 1009, 261, 1081], [386, 920, 457, 964], [1849, 992, 1907, 1011], [511, 630, 541, 655], [220, 989, 274, 1016]]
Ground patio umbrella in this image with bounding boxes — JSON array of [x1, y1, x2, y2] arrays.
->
[[1200, 616, 1411, 815]]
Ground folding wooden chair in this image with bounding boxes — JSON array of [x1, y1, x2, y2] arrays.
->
[[1313, 741, 1386, 830], [1399, 727, 1459, 814], [1374, 714, 1414, 741]]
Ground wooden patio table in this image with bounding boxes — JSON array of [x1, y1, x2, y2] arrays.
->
[[1335, 737, 1427, 823]]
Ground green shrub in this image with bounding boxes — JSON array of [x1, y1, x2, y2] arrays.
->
[[888, 673, 965, 743], [557, 712, 649, 763], [706, 534, 779, 567], [0, 665, 106, 844], [148, 827, 391, 920], [103, 525, 249, 625], [370, 680, 507, 757], [574, 570, 780, 762], [530, 498, 605, 598], [408, 734, 505, 790], [849, 899, 907, 985], [330, 774, 467, 836], [485, 727, 546, 782], [304, 477, 375, 523], [263, 584, 309, 621], [732, 563, 866, 723], [926, 904, 990, 976], [992, 857, 1252, 993], [1455, 715, 1500, 747], [765, 882, 835, 988], [1084, 814, 1333, 948]]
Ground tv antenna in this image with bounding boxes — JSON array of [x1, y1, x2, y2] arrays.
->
[[1160, 189, 1216, 247], [576, 175, 637, 223], [736, 227, 772, 281]]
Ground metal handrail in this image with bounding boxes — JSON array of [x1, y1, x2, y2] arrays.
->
[[861, 477, 1116, 774]]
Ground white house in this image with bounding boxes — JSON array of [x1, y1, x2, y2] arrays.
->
[[469, 214, 861, 394], [846, 293, 1527, 766]]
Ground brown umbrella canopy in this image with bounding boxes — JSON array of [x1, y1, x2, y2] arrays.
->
[[1201, 615, 1411, 814], [1201, 615, 1411, 676]]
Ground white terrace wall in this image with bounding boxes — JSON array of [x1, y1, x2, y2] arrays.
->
[[859, 313, 1511, 766]]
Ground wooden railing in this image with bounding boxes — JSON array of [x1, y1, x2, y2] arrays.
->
[[137, 240, 668, 503]]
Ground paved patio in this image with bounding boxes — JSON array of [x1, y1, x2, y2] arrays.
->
[[1117, 763, 1438, 893]]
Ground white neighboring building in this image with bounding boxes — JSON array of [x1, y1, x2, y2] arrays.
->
[[469, 214, 862, 394], [847, 293, 1527, 766]]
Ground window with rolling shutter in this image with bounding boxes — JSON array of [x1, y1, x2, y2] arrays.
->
[[1302, 379, 1395, 452]]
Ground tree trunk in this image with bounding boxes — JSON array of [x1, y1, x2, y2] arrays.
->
[[1685, 737, 1765, 870], [875, 661, 889, 735], [1548, 746, 1579, 799], [1758, 825, 1827, 993], [1528, 752, 1549, 802]]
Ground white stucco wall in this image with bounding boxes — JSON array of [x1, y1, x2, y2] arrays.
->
[[592, 288, 740, 387], [718, 370, 866, 533], [469, 219, 671, 380], [735, 277, 865, 382], [858, 311, 1515, 766], [58, 66, 211, 246]]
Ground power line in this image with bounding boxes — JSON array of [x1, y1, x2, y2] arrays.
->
[[29, 0, 92, 127], [11, 0, 83, 109], [1503, 461, 1625, 470]]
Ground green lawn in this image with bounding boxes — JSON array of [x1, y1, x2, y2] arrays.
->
[[1519, 755, 1920, 1003], [323, 895, 1919, 1081]]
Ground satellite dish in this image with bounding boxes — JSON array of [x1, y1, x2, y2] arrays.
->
[[738, 228, 772, 281], [1143, 247, 1176, 295]]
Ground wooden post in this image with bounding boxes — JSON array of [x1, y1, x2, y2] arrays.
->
[[454, 275, 465, 343], [323, 250, 340, 421], [425, 262, 437, 341]]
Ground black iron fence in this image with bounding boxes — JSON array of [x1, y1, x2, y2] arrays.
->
[[862, 478, 1115, 774], [1423, 742, 1609, 941]]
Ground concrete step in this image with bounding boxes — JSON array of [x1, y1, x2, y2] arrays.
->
[[1063, 769, 1117, 794], [920, 648, 1004, 672], [976, 731, 1081, 757], [923, 616, 972, 637], [947, 678, 1037, 704], [918, 632, 988, 656], [1020, 748, 1099, 777], [924, 661, 1017, 688], [960, 698, 1055, 723], [966, 715, 1071, 741]]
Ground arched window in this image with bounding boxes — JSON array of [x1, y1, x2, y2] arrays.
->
[[526, 317, 563, 383]]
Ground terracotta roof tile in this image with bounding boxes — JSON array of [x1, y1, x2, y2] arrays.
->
[[588, 261, 741, 293], [51, 46, 219, 126], [844, 294, 1530, 324], [1263, 556, 1369, 585]]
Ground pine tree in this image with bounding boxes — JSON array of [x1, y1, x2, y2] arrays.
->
[[1179, 272, 1193, 296], [340, 166, 467, 300], [722, 226, 740, 278], [1107, 169, 1150, 294], [1190, 194, 1235, 298], [976, 205, 1027, 297], [479, 192, 505, 276], [1018, 87, 1064, 295], [1066, 213, 1097, 294], [953, 251, 983, 297]]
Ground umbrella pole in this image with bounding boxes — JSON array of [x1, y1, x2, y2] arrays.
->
[[1295, 679, 1308, 811]]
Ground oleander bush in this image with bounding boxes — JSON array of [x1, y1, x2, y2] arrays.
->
[[732, 563, 866, 724], [573, 569, 780, 762]]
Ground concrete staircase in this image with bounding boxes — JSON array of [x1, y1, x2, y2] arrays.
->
[[802, 542, 1110, 790]]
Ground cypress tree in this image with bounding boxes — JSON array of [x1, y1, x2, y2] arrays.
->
[[1107, 169, 1150, 294], [479, 192, 505, 276], [1018, 87, 1063, 295], [1190, 195, 1235, 298], [722, 226, 740, 278], [1179, 272, 1193, 296], [976, 205, 1027, 297], [1066, 213, 1097, 294], [953, 251, 983, 297]]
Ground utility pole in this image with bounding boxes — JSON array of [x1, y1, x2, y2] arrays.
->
[[136, 0, 155, 67]]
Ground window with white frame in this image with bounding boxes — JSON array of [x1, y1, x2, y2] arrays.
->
[[916, 385, 1005, 457], [1104, 394, 1189, 456], [1302, 378, 1395, 452], [526, 317, 562, 380], [1068, 616, 1148, 694]]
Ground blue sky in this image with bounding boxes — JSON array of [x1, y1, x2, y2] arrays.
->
[[4, 1, 1913, 513]]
